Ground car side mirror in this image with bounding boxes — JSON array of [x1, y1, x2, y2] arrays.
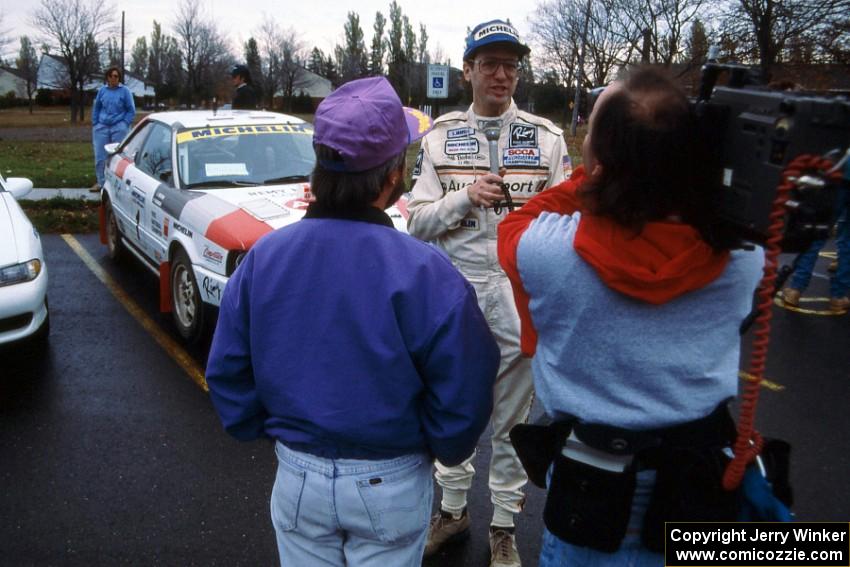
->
[[104, 142, 120, 155], [5, 177, 34, 199]]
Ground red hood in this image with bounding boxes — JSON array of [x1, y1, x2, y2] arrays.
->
[[575, 214, 729, 304], [550, 169, 730, 304]]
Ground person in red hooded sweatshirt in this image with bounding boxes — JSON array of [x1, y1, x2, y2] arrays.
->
[[498, 67, 764, 566]]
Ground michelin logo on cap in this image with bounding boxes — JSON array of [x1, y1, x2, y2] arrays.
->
[[474, 23, 520, 41]]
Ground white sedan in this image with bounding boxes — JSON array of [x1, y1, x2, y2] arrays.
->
[[100, 109, 409, 344], [0, 174, 49, 348]]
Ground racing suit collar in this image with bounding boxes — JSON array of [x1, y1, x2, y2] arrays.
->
[[303, 202, 395, 228], [467, 100, 517, 128]]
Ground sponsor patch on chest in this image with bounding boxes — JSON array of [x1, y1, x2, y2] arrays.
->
[[503, 147, 541, 166], [445, 139, 480, 155], [509, 124, 538, 148], [447, 127, 475, 139]]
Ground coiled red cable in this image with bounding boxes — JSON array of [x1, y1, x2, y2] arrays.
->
[[723, 154, 840, 491]]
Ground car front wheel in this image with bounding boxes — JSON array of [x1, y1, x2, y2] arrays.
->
[[105, 201, 125, 261], [170, 248, 205, 343]]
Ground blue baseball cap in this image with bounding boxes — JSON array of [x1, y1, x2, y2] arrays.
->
[[463, 20, 531, 61]]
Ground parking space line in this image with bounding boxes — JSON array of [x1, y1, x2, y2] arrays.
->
[[61, 234, 208, 392]]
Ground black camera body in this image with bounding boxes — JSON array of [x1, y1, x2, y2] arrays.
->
[[694, 62, 850, 248]]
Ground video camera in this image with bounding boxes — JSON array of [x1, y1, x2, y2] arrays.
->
[[694, 59, 850, 250]]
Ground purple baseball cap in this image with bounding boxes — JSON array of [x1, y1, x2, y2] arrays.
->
[[313, 77, 434, 172]]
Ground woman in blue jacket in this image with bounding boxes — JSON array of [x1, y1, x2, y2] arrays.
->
[[91, 67, 135, 191]]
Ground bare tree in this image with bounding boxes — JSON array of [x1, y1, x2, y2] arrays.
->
[[277, 28, 308, 111], [721, 0, 850, 75], [530, 0, 637, 89], [0, 11, 12, 58], [31, 0, 115, 122], [611, 0, 709, 66], [16, 36, 39, 113], [173, 0, 231, 106]]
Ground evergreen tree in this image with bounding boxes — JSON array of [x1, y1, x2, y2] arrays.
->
[[130, 36, 148, 78], [370, 11, 386, 76]]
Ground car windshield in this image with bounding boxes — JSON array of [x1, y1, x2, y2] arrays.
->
[[175, 123, 316, 188]]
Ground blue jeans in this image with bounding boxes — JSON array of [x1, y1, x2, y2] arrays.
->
[[92, 122, 130, 185], [271, 441, 433, 567], [538, 469, 663, 567], [789, 185, 850, 298]]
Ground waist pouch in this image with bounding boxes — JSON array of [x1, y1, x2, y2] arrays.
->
[[544, 452, 636, 552], [516, 404, 740, 553]]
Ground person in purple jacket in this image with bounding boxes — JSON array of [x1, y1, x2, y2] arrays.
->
[[90, 67, 135, 192], [205, 76, 499, 567]]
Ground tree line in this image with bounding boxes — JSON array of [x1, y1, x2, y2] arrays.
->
[[3, 0, 849, 122], [530, 0, 850, 92]]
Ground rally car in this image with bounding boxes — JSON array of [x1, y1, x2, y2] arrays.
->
[[99, 109, 409, 343]]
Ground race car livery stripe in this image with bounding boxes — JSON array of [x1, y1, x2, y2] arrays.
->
[[205, 208, 273, 250], [115, 158, 132, 179], [178, 194, 241, 236], [153, 184, 205, 219]]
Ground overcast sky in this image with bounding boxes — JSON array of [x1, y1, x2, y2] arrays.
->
[[1, 0, 537, 66]]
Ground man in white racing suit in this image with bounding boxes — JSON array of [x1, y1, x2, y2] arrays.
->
[[407, 19, 570, 567]]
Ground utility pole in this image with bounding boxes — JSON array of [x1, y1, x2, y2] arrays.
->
[[121, 11, 125, 79], [570, 0, 592, 136]]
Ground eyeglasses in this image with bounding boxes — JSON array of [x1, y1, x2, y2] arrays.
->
[[475, 59, 519, 78]]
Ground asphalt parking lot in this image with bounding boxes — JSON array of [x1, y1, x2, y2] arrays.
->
[[1, 233, 848, 566]]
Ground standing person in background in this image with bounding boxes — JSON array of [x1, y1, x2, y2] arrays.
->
[[206, 76, 499, 567], [407, 19, 570, 567], [498, 67, 764, 566], [781, 151, 850, 313], [90, 67, 135, 192], [230, 64, 258, 110]]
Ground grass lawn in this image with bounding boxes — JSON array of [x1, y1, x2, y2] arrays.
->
[[21, 197, 101, 233], [0, 141, 95, 188]]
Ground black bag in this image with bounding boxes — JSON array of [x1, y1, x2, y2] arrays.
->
[[544, 453, 637, 553], [509, 421, 572, 489]]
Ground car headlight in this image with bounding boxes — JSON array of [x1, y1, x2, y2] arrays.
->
[[0, 259, 42, 287]]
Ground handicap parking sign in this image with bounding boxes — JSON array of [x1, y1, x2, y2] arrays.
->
[[427, 64, 449, 98]]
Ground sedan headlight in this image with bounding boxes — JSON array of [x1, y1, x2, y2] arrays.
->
[[0, 259, 42, 287]]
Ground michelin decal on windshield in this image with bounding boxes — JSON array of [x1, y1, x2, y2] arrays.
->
[[176, 123, 313, 144]]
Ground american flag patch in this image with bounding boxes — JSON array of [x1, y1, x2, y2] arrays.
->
[[562, 155, 573, 177]]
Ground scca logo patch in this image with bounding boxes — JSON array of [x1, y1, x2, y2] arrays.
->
[[503, 147, 540, 166], [509, 124, 537, 148]]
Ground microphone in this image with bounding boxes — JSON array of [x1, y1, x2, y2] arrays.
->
[[480, 120, 514, 213], [481, 121, 501, 175]]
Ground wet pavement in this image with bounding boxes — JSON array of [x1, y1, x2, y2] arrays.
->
[[0, 233, 848, 566]]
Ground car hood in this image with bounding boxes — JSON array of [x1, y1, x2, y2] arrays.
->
[[0, 193, 38, 267], [195, 182, 409, 232]]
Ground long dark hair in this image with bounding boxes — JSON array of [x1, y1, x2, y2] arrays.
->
[[310, 144, 406, 211], [579, 67, 735, 250]]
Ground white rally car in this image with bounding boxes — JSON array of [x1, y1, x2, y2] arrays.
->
[[100, 110, 410, 343]]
